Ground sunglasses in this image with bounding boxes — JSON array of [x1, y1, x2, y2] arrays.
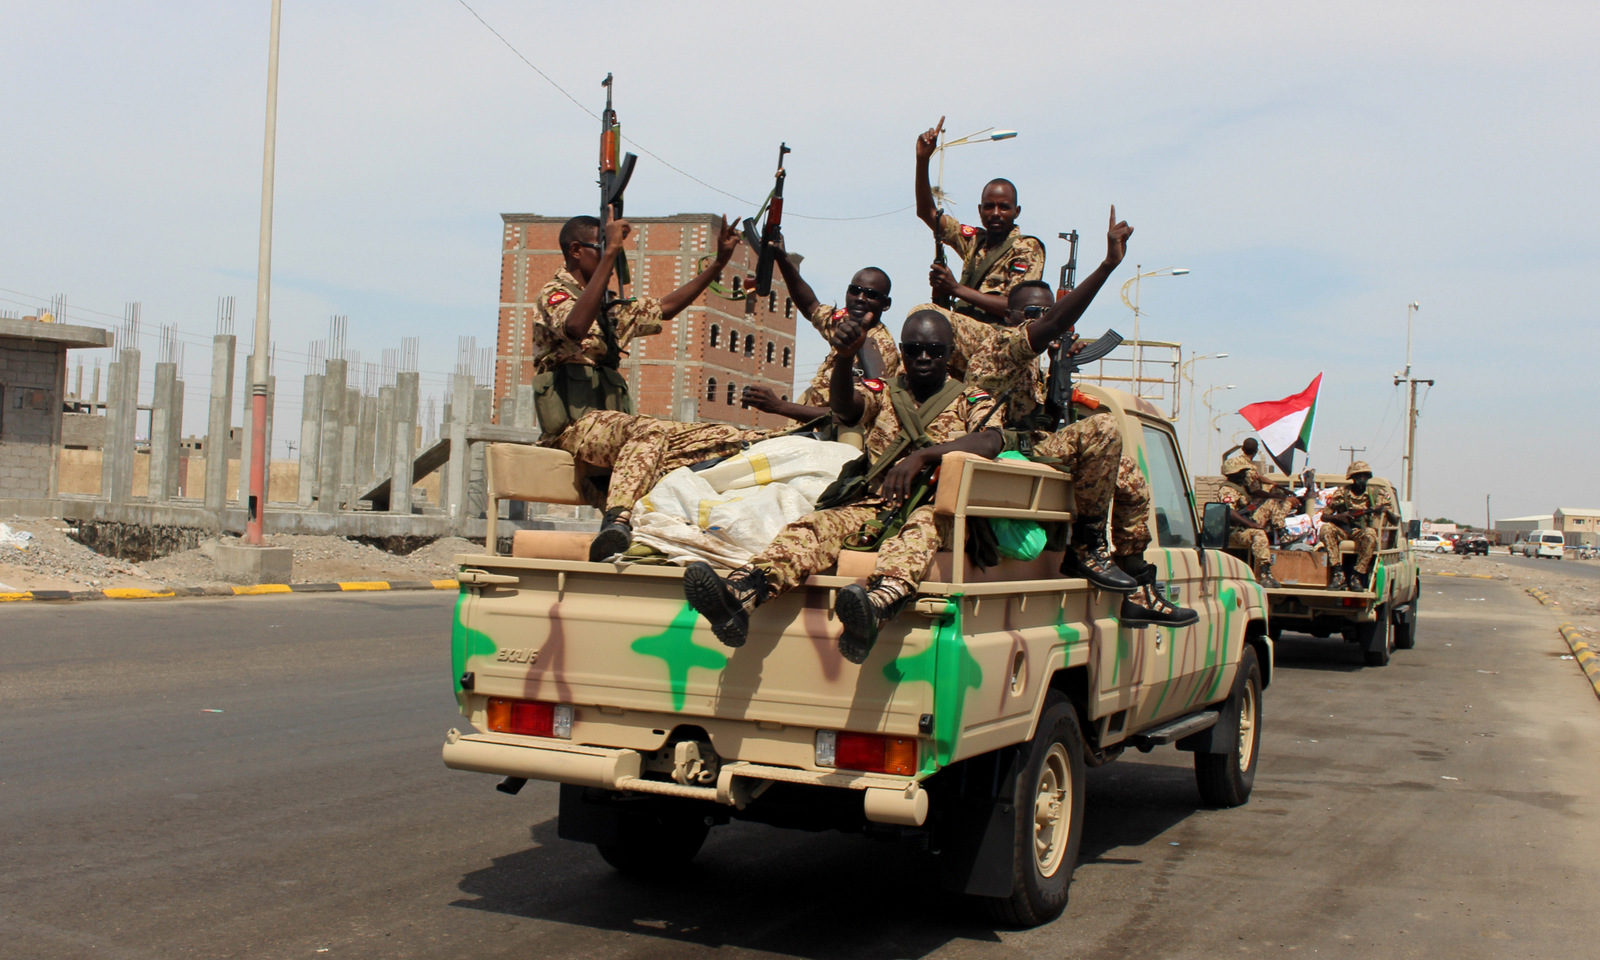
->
[[900, 341, 949, 360], [846, 283, 887, 302], [1010, 304, 1048, 320], [575, 241, 604, 252]]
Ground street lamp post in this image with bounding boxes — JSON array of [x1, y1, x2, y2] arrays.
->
[[246, 0, 282, 546], [1202, 383, 1236, 468], [1181, 352, 1228, 455], [931, 126, 1019, 211], [1119, 265, 1189, 401]]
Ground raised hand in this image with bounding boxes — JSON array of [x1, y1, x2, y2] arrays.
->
[[604, 217, 632, 250], [829, 315, 868, 356], [714, 215, 740, 264], [740, 384, 782, 413], [1105, 204, 1132, 268], [915, 116, 946, 161]]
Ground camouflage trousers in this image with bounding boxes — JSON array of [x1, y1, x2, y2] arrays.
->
[[1249, 497, 1296, 529], [1031, 413, 1151, 557], [554, 410, 765, 513], [1318, 523, 1378, 573], [1229, 527, 1272, 568], [753, 500, 947, 596]]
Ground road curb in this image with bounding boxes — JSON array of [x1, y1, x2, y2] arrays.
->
[[0, 579, 458, 604], [1432, 571, 1499, 580], [1526, 588, 1600, 701]]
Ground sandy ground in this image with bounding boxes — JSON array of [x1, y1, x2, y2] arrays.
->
[[1416, 549, 1600, 644], [0, 517, 479, 591]]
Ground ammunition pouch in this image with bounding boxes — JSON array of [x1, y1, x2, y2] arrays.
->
[[533, 363, 632, 439]]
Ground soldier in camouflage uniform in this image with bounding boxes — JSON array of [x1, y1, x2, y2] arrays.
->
[[915, 119, 1045, 323], [532, 215, 766, 561], [738, 231, 901, 421], [1317, 460, 1400, 590], [1221, 438, 1299, 531], [963, 220, 1199, 627], [1217, 455, 1280, 586], [685, 309, 1004, 664]]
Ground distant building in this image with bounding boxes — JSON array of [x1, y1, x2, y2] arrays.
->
[[497, 213, 800, 431], [1496, 514, 1553, 539], [1554, 507, 1600, 546], [0, 316, 111, 502]]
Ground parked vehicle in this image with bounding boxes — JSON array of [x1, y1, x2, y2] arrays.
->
[[1522, 530, 1565, 559], [1410, 534, 1451, 553], [1453, 536, 1490, 556]]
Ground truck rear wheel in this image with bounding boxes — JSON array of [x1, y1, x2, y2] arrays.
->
[[595, 808, 711, 878], [1194, 645, 1262, 807], [980, 692, 1085, 928]]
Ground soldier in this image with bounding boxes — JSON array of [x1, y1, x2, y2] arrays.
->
[[1221, 438, 1299, 534], [1217, 455, 1281, 587], [1316, 461, 1400, 590], [963, 208, 1198, 626], [533, 214, 765, 562], [684, 309, 1004, 664], [739, 231, 900, 422], [914, 118, 1045, 324]]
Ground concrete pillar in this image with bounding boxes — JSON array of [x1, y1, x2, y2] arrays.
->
[[338, 386, 359, 508], [390, 372, 418, 515], [237, 353, 256, 505], [316, 359, 347, 512], [445, 373, 472, 520], [169, 376, 185, 499], [469, 385, 492, 519], [295, 372, 324, 506], [149, 362, 177, 501], [356, 393, 378, 489], [513, 383, 535, 429], [205, 335, 236, 513], [91, 366, 101, 407], [73, 364, 83, 401], [101, 360, 121, 497], [374, 385, 395, 491], [110, 350, 140, 504]]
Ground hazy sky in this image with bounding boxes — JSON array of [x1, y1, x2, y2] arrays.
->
[[3, 1, 1594, 523]]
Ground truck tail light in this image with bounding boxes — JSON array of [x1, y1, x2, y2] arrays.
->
[[815, 730, 916, 776], [487, 698, 572, 739]]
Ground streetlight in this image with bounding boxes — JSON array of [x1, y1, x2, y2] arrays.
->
[[931, 126, 1020, 209], [1118, 265, 1190, 400], [1181, 352, 1228, 455], [1202, 383, 1236, 468]]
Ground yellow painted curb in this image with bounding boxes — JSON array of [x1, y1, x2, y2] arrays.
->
[[337, 581, 391, 591], [1434, 571, 1496, 580], [1557, 622, 1600, 702], [232, 584, 294, 595], [432, 579, 460, 590], [102, 588, 177, 600], [0, 592, 34, 603]]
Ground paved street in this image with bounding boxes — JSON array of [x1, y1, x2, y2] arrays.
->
[[4, 577, 1599, 959]]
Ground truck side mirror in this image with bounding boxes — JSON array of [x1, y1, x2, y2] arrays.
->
[[1406, 520, 1421, 540], [1200, 502, 1230, 550]]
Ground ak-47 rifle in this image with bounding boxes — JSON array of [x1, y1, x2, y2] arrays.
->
[[1042, 229, 1124, 427], [932, 198, 952, 309], [597, 74, 637, 299], [742, 143, 790, 299]]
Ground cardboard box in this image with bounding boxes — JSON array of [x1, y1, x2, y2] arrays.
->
[[1271, 549, 1329, 587]]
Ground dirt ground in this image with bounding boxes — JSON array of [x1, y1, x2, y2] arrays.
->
[[1416, 549, 1600, 645], [0, 518, 480, 592]]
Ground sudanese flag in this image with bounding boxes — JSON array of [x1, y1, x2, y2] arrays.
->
[[1238, 373, 1322, 475]]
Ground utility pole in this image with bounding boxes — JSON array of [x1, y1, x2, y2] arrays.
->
[[1339, 444, 1366, 466], [1393, 301, 1433, 503], [1485, 493, 1491, 534], [246, 0, 282, 545]]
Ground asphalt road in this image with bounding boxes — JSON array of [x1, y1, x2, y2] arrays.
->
[[1490, 552, 1600, 581], [4, 578, 1598, 960]]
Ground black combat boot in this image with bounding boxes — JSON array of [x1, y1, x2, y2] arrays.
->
[[1348, 569, 1369, 592], [1328, 567, 1346, 590], [1060, 524, 1138, 593], [682, 561, 769, 648], [835, 577, 915, 665], [588, 507, 633, 562], [1119, 559, 1200, 628], [1257, 566, 1282, 588]]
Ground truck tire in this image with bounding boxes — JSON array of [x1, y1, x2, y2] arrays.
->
[[595, 808, 711, 878], [1194, 645, 1262, 808], [1393, 594, 1418, 650], [1360, 604, 1393, 667], [980, 692, 1086, 928]]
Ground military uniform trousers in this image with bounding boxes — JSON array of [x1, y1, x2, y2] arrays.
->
[[1030, 413, 1152, 557], [553, 410, 763, 513], [1317, 523, 1379, 572], [753, 501, 946, 596], [1229, 527, 1272, 568]]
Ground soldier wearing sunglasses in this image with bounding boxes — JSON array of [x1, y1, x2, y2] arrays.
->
[[963, 209, 1198, 627], [532, 214, 767, 563], [740, 230, 901, 422], [685, 309, 1003, 664]]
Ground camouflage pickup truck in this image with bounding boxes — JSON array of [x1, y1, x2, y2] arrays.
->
[[1202, 472, 1419, 667], [443, 385, 1270, 926]]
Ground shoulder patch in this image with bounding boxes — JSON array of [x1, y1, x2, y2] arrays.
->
[[546, 290, 571, 307], [959, 224, 977, 238], [861, 378, 886, 393], [966, 390, 991, 402], [1009, 258, 1030, 273], [832, 307, 846, 321]]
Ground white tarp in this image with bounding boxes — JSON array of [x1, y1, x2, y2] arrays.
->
[[630, 435, 862, 567]]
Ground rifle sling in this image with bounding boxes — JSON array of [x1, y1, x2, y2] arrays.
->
[[960, 231, 1019, 291], [556, 276, 624, 369]]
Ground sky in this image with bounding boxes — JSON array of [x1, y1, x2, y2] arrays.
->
[[3, 1, 1595, 524]]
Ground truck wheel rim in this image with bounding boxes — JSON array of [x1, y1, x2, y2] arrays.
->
[[1237, 681, 1258, 773], [1033, 743, 1071, 877]]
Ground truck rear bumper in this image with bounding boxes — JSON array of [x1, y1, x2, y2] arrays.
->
[[442, 729, 928, 826]]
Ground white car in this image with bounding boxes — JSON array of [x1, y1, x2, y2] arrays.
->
[[1411, 534, 1451, 553]]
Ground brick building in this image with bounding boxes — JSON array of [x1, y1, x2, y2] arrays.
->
[[0, 316, 111, 502], [498, 213, 800, 431]]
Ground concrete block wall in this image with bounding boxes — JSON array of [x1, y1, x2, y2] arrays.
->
[[0, 337, 67, 499]]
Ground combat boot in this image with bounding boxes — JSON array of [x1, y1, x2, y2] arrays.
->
[[1118, 561, 1199, 628], [1328, 567, 1347, 591], [682, 562, 769, 648], [1257, 566, 1282, 588], [835, 577, 915, 665], [1348, 569, 1369, 591], [1060, 524, 1138, 594], [588, 507, 633, 562]]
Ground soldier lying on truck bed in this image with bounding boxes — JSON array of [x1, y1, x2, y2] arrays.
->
[[684, 309, 1003, 664]]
